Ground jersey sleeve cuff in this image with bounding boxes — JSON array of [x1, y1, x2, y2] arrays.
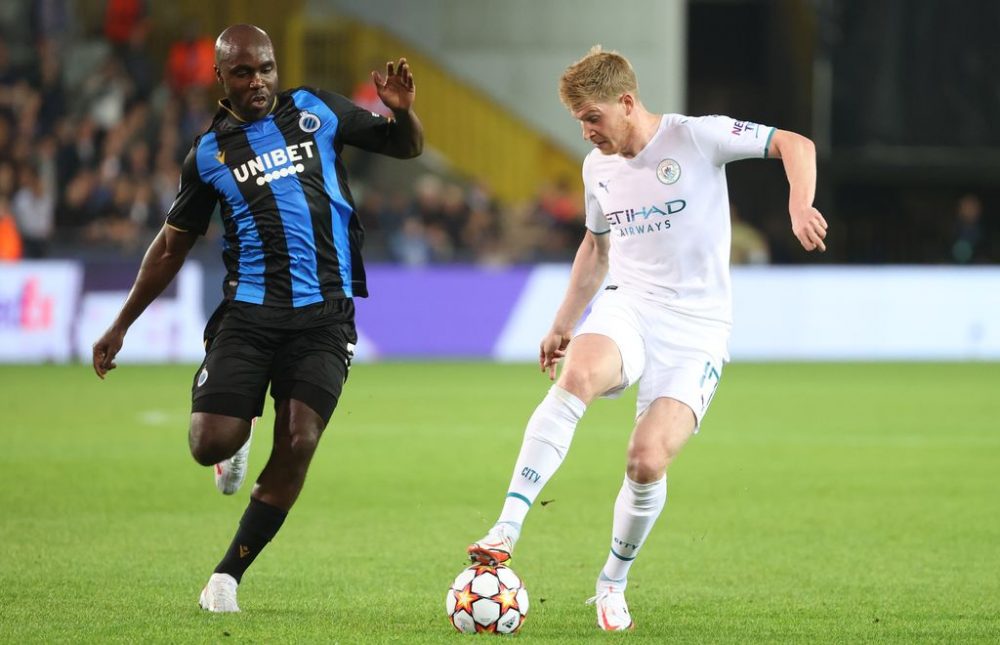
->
[[762, 126, 776, 158]]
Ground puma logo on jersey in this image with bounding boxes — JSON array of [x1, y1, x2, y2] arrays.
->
[[599, 179, 612, 193], [232, 141, 316, 185]]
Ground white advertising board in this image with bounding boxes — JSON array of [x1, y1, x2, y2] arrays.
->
[[496, 266, 1000, 361], [0, 261, 82, 362]]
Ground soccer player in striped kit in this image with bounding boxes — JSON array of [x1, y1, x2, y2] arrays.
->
[[468, 46, 827, 631], [92, 24, 423, 612]]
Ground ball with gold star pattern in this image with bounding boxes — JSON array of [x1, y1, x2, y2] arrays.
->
[[446, 564, 529, 634]]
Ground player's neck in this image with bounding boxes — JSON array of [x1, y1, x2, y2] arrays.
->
[[620, 109, 662, 159]]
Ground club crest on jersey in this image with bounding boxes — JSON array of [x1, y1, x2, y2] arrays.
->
[[656, 158, 681, 185], [197, 368, 209, 387], [298, 110, 321, 133]]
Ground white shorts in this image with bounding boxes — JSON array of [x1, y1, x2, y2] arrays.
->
[[575, 288, 730, 427]]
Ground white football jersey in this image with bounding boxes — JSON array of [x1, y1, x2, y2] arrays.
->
[[583, 114, 774, 325]]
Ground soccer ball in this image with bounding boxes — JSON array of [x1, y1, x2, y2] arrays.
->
[[445, 564, 529, 634]]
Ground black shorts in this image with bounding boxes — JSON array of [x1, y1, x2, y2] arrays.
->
[[191, 299, 357, 424]]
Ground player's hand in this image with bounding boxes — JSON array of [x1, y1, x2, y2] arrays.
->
[[790, 204, 828, 252], [539, 331, 571, 381], [92, 327, 125, 379], [372, 58, 415, 113]]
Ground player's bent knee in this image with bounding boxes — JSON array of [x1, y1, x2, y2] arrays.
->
[[188, 413, 250, 466], [626, 454, 667, 483], [625, 440, 675, 481], [190, 438, 225, 466], [557, 367, 602, 402], [288, 429, 320, 458], [189, 430, 237, 466]]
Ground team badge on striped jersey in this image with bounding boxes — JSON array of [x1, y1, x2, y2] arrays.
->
[[298, 111, 321, 133]]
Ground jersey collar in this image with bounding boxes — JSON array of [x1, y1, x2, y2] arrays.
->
[[217, 96, 279, 124]]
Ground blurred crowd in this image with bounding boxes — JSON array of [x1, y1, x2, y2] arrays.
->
[[354, 173, 586, 266], [0, 1, 590, 266], [0, 1, 217, 260], [0, 2, 990, 267]]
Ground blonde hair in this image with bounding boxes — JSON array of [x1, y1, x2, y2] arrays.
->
[[558, 45, 638, 112]]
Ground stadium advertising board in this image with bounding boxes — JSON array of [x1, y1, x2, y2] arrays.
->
[[0, 261, 82, 362], [2, 263, 998, 362], [0, 261, 205, 364], [71, 262, 207, 363]]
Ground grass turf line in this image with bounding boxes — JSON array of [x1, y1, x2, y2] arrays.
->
[[0, 363, 997, 643]]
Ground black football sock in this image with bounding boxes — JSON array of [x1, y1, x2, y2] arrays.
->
[[214, 497, 288, 583]]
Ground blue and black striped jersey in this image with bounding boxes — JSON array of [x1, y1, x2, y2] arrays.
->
[[167, 87, 397, 307]]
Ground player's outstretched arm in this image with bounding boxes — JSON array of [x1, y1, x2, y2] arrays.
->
[[768, 129, 828, 252], [92, 224, 199, 379], [540, 231, 610, 379], [372, 57, 423, 158]]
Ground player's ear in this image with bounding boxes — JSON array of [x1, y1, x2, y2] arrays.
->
[[620, 93, 634, 116], [214, 64, 223, 86]]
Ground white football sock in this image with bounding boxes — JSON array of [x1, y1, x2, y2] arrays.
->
[[600, 475, 667, 584], [495, 386, 586, 535]]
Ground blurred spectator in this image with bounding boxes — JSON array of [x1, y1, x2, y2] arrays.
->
[[425, 222, 455, 263], [30, 0, 73, 51], [0, 196, 22, 261], [440, 182, 470, 252], [97, 123, 127, 185], [462, 181, 505, 265], [157, 95, 184, 162], [413, 173, 445, 223], [0, 159, 16, 195], [178, 89, 213, 146], [81, 55, 132, 130], [127, 179, 155, 229], [34, 43, 66, 135], [83, 175, 141, 250], [412, 173, 452, 259], [536, 177, 579, 227], [390, 217, 432, 266], [120, 22, 156, 99], [356, 188, 402, 259], [152, 151, 181, 214], [502, 200, 548, 263], [533, 178, 582, 259], [125, 140, 150, 181], [0, 41, 19, 89], [123, 101, 156, 150], [12, 164, 55, 258], [0, 116, 11, 163], [103, 0, 148, 49], [950, 193, 987, 264], [463, 204, 504, 265], [61, 169, 101, 229], [166, 27, 216, 96], [73, 115, 98, 166], [730, 204, 770, 265]]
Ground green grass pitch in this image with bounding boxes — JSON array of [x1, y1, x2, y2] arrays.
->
[[1, 362, 998, 643]]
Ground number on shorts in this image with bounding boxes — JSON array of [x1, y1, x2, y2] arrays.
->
[[699, 360, 721, 414]]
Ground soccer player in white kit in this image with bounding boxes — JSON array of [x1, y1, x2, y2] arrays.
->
[[467, 46, 828, 631]]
